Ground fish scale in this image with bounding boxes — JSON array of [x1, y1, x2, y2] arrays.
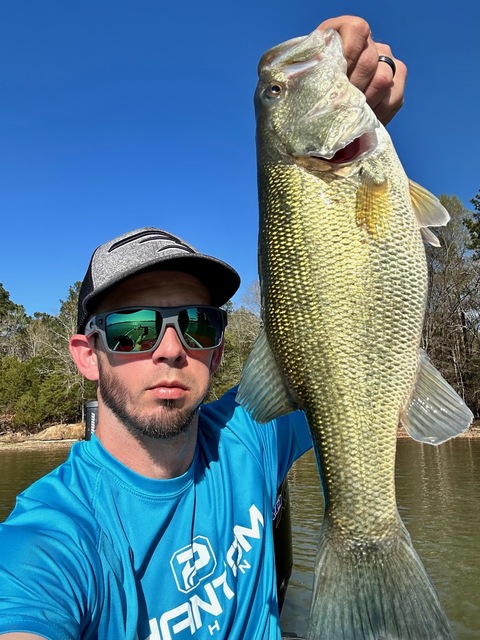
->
[[237, 26, 473, 640]]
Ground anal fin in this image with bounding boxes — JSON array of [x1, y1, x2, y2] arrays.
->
[[400, 350, 473, 444]]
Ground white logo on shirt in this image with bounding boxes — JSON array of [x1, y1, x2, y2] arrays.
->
[[170, 536, 217, 593], [143, 504, 265, 639]]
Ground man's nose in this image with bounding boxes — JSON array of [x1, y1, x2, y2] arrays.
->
[[152, 325, 186, 361]]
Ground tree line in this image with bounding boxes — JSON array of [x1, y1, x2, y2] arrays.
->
[[1, 191, 479, 434]]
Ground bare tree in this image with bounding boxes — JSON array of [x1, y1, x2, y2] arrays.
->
[[423, 194, 480, 415]]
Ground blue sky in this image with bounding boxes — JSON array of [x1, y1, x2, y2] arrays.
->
[[1, 0, 479, 317]]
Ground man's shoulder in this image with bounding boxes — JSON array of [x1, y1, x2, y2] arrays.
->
[[202, 385, 240, 412], [201, 387, 308, 432], [200, 387, 258, 433], [200, 387, 311, 470], [199, 386, 282, 466]]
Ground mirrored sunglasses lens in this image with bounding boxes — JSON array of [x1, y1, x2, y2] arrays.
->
[[179, 307, 223, 349], [105, 309, 159, 352]]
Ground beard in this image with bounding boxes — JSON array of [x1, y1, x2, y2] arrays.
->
[[97, 360, 208, 440]]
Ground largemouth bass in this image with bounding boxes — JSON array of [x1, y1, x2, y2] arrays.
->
[[237, 28, 473, 639]]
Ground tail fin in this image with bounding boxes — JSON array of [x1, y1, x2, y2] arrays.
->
[[307, 519, 452, 639]]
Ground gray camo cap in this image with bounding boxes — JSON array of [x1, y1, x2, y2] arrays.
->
[[77, 227, 240, 333]]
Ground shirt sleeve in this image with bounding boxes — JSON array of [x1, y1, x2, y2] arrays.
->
[[274, 409, 312, 486], [0, 498, 101, 640], [206, 387, 313, 489]]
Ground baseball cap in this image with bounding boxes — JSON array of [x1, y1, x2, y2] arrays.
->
[[77, 227, 241, 333]]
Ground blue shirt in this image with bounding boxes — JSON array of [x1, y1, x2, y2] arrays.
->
[[0, 389, 311, 640]]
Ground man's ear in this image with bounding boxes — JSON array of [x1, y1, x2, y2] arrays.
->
[[209, 342, 225, 374], [69, 335, 100, 381]]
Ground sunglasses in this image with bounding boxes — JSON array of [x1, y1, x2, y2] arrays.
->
[[85, 305, 227, 353]]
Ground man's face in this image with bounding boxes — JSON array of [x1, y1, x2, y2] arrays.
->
[[91, 270, 223, 440]]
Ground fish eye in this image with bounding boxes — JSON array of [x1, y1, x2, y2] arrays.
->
[[265, 82, 284, 99]]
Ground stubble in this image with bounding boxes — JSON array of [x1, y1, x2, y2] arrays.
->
[[97, 359, 207, 440]]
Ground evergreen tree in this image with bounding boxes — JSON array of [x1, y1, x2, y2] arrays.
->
[[0, 283, 16, 317]]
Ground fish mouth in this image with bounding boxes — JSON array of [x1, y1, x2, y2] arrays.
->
[[328, 136, 365, 164], [308, 130, 378, 166]]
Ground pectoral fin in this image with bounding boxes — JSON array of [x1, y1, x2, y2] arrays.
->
[[409, 180, 450, 246], [356, 175, 391, 240], [236, 329, 298, 423], [400, 350, 473, 444]]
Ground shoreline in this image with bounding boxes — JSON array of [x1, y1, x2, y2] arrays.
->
[[1, 422, 479, 451], [0, 423, 84, 450], [0, 439, 79, 451]]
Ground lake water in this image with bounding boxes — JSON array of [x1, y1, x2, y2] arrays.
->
[[1, 439, 479, 638], [0, 444, 73, 521], [281, 440, 480, 639]]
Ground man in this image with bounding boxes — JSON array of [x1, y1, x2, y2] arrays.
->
[[0, 16, 406, 640]]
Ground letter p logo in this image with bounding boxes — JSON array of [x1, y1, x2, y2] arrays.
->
[[170, 536, 217, 593]]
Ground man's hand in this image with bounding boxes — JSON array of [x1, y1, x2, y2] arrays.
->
[[319, 16, 407, 125]]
